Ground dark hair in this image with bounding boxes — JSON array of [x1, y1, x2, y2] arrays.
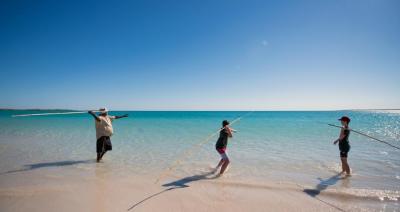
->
[[222, 120, 229, 127], [339, 116, 350, 124]]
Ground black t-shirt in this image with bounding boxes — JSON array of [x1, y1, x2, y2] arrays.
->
[[215, 128, 229, 149], [339, 128, 351, 151]]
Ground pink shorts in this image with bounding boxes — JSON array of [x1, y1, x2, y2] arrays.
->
[[216, 148, 228, 160], [216, 148, 226, 154]]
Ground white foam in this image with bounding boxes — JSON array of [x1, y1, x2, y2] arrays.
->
[[380, 151, 388, 155], [341, 188, 400, 201]]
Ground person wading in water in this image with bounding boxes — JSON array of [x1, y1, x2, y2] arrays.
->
[[215, 120, 234, 176], [88, 108, 128, 162], [333, 116, 351, 176]]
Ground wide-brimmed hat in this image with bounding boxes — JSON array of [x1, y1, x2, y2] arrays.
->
[[99, 107, 108, 114]]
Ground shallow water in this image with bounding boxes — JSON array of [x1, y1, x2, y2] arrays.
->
[[0, 110, 399, 206]]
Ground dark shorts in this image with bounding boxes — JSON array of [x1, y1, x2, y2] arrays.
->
[[339, 145, 350, 158], [97, 136, 112, 153], [340, 151, 349, 158]]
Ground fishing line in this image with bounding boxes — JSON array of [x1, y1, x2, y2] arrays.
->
[[11, 111, 101, 117], [322, 122, 400, 150], [154, 111, 254, 184]]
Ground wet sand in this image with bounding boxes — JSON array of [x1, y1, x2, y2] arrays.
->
[[0, 162, 395, 212]]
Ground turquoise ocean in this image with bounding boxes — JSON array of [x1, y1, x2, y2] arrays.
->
[[0, 110, 399, 206]]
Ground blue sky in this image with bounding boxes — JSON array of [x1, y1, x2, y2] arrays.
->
[[0, 0, 399, 110]]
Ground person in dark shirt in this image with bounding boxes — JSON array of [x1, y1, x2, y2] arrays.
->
[[215, 120, 233, 176], [333, 116, 351, 176]]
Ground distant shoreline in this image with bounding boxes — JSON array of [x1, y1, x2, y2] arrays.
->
[[1, 108, 399, 112]]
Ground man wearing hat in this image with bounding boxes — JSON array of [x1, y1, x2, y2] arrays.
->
[[89, 108, 128, 162]]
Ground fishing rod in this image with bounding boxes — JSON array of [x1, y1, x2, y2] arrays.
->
[[11, 110, 101, 117], [324, 122, 400, 150]]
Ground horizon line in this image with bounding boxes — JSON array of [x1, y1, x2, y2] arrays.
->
[[1, 108, 399, 112]]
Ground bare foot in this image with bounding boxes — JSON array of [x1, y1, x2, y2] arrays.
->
[[216, 173, 225, 178]]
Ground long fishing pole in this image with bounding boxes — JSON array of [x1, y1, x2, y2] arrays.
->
[[324, 123, 400, 150], [11, 110, 101, 117], [154, 111, 254, 184]]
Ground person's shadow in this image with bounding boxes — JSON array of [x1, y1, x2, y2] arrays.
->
[[161, 171, 218, 188], [303, 173, 344, 197], [302, 173, 349, 212], [0, 159, 94, 175], [127, 170, 217, 211]]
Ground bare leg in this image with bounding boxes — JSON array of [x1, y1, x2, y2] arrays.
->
[[345, 162, 350, 175], [213, 159, 224, 174], [98, 151, 106, 162], [216, 159, 224, 169], [341, 159, 345, 173], [219, 159, 230, 175], [341, 157, 350, 175]]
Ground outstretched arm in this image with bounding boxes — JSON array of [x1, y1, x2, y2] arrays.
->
[[88, 111, 101, 122], [114, 114, 129, 119]]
